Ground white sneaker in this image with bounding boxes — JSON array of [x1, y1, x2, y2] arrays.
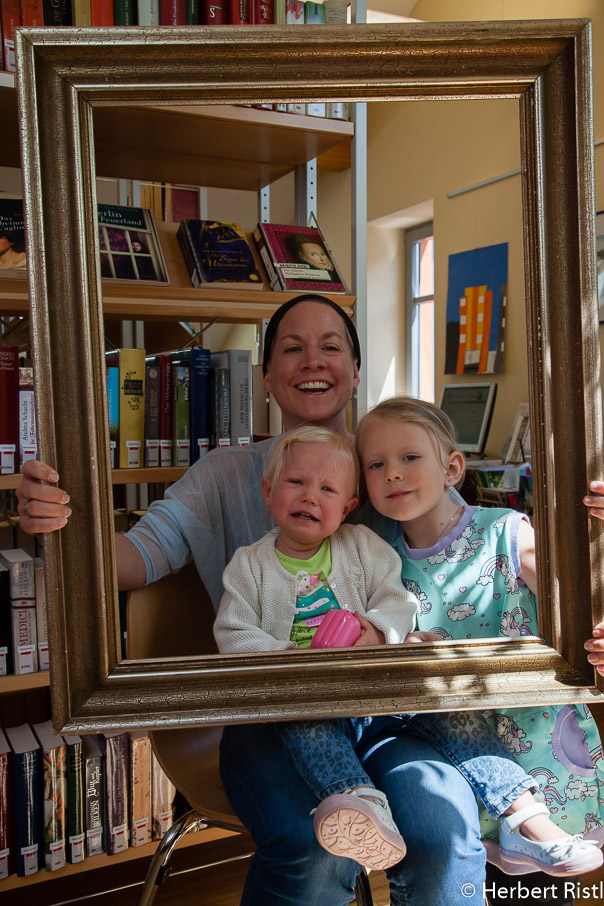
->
[[499, 803, 604, 876], [313, 787, 406, 870]]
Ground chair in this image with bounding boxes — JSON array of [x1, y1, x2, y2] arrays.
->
[[127, 561, 374, 906]]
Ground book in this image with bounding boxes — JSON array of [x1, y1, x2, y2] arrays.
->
[[0, 345, 19, 476], [229, 0, 249, 22], [90, 0, 114, 23], [188, 347, 211, 463], [113, 0, 137, 23], [159, 0, 184, 21], [82, 735, 104, 857], [0, 565, 13, 676], [184, 0, 198, 21], [63, 735, 85, 863], [253, 0, 271, 23], [144, 356, 161, 468], [0, 0, 20, 73], [0, 548, 35, 600], [19, 366, 37, 470], [204, 0, 227, 21], [255, 222, 348, 293], [171, 351, 191, 467], [5, 723, 43, 877], [323, 0, 347, 23], [145, 353, 172, 468], [176, 220, 263, 290], [71, 0, 92, 24], [11, 600, 38, 674], [34, 558, 48, 672], [98, 204, 168, 283], [129, 732, 152, 847], [0, 728, 14, 880], [32, 720, 67, 872], [19, 0, 43, 26], [151, 749, 175, 840], [43, 0, 72, 23], [0, 198, 26, 274], [213, 349, 252, 447], [105, 349, 146, 470], [303, 0, 323, 22], [210, 365, 230, 449], [137, 0, 159, 22], [101, 731, 129, 855]]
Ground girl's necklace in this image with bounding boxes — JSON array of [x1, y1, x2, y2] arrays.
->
[[430, 505, 463, 548]]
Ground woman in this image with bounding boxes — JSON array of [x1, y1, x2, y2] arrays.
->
[[18, 294, 487, 905]]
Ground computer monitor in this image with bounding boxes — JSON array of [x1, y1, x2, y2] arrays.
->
[[438, 382, 498, 455]]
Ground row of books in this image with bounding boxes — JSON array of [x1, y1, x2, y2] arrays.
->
[[0, 548, 47, 676], [0, 720, 176, 878], [0, 0, 348, 72], [108, 346, 254, 469]]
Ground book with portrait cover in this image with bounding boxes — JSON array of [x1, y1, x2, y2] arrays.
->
[[0, 198, 26, 275], [98, 205, 168, 283], [32, 720, 67, 872], [254, 222, 347, 293], [5, 723, 44, 877], [0, 727, 14, 879], [177, 220, 263, 289]]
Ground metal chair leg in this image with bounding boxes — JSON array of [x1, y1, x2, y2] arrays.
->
[[136, 809, 244, 906], [354, 867, 374, 906]]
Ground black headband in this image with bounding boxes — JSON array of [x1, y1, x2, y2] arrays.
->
[[262, 294, 361, 376]]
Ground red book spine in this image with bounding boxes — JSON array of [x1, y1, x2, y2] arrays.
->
[[0, 745, 15, 879], [0, 346, 19, 476], [90, 0, 114, 24], [203, 0, 227, 23], [160, 0, 184, 23], [19, 0, 43, 26], [253, 0, 272, 23], [0, 0, 20, 73], [229, 0, 249, 23]]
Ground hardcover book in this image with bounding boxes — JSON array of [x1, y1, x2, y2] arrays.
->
[[113, 0, 137, 23], [0, 548, 35, 600], [0, 728, 14, 879], [19, 366, 37, 469], [34, 558, 48, 671], [98, 205, 168, 283], [151, 750, 175, 840], [0, 345, 19, 475], [204, 0, 227, 22], [185, 0, 199, 22], [105, 349, 146, 470], [42, 0, 71, 23], [137, 0, 159, 23], [159, 0, 185, 22], [32, 720, 67, 872], [11, 600, 38, 675], [322, 0, 347, 23], [253, 0, 272, 22], [19, 0, 43, 27], [303, 0, 323, 22], [90, 0, 114, 24], [171, 352, 191, 467], [209, 358, 230, 449], [176, 220, 263, 289], [63, 735, 85, 863], [255, 222, 348, 293], [0, 0, 20, 73], [71, 0, 92, 24], [229, 0, 249, 22], [129, 732, 152, 847], [189, 347, 211, 463], [0, 564, 13, 676], [5, 723, 43, 877], [82, 734, 104, 857], [144, 353, 172, 467], [212, 349, 253, 447], [102, 732, 130, 855]]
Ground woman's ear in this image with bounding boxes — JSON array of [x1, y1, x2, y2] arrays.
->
[[444, 451, 465, 487]]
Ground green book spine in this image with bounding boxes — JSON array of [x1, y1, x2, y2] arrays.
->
[[65, 737, 85, 863], [114, 0, 137, 24]]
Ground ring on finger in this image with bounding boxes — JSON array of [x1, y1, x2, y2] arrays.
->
[[23, 500, 31, 517]]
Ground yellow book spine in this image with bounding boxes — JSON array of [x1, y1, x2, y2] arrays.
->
[[119, 349, 145, 469]]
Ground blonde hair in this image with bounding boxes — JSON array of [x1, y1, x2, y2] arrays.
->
[[356, 396, 465, 486], [265, 426, 359, 494]]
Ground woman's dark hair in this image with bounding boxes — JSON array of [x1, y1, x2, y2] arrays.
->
[[0, 231, 26, 253], [261, 294, 361, 375]]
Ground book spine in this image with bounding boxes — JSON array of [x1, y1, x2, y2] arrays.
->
[[303, 0, 323, 23], [151, 750, 175, 840], [41, 743, 67, 871], [0, 743, 14, 879], [144, 357, 161, 468], [176, 221, 202, 288], [103, 734, 129, 855], [34, 559, 48, 671], [14, 748, 43, 877], [118, 349, 145, 470], [273, 0, 284, 24], [227, 350, 252, 447], [184, 0, 198, 22], [84, 747, 104, 857], [203, 0, 227, 22], [322, 0, 346, 23], [229, 0, 249, 23], [11, 602, 38, 674], [0, 568, 13, 676], [0, 0, 19, 73], [105, 351, 120, 469], [66, 741, 85, 863], [129, 735, 152, 847], [0, 346, 19, 475], [43, 0, 72, 23], [19, 0, 43, 25], [90, 0, 114, 23], [71, 0, 92, 23], [159, 0, 184, 22], [137, 0, 159, 22], [159, 355, 172, 466], [113, 0, 137, 23], [190, 348, 211, 463], [211, 367, 230, 448], [253, 226, 280, 289], [258, 223, 285, 290], [18, 370, 37, 470], [171, 354, 191, 467], [253, 0, 271, 23]]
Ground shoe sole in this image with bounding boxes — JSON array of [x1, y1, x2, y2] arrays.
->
[[313, 794, 406, 871], [499, 846, 603, 877]]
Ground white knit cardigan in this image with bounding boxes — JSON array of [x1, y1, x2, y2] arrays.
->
[[213, 523, 418, 654]]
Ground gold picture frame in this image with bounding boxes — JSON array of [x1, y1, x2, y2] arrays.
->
[[14, 20, 604, 733]]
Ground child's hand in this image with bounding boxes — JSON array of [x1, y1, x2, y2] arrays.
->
[[353, 613, 386, 647], [403, 630, 441, 644], [584, 480, 604, 520]]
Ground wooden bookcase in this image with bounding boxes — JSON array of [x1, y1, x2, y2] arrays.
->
[[0, 68, 356, 897]]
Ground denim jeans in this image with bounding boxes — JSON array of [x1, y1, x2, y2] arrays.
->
[[276, 711, 536, 819], [220, 721, 487, 906]]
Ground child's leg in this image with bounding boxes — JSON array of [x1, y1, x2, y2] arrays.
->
[[275, 718, 373, 800]]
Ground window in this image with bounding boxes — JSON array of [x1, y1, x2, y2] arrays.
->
[[405, 222, 434, 402]]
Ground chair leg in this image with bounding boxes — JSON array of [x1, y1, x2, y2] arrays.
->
[[136, 808, 244, 906], [354, 868, 374, 906]]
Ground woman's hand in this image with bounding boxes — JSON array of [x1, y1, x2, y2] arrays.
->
[[353, 613, 386, 647], [585, 622, 604, 676], [16, 460, 71, 534], [583, 480, 604, 520], [403, 630, 441, 644]]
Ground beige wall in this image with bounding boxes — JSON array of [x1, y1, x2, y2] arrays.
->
[[353, 0, 604, 457]]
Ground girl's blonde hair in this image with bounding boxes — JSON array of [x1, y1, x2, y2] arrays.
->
[[265, 426, 359, 494], [356, 396, 465, 486]]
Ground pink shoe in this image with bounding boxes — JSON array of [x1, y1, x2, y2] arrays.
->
[[313, 787, 406, 870]]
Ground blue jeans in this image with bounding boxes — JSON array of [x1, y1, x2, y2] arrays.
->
[[220, 721, 487, 906], [277, 711, 536, 818]]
